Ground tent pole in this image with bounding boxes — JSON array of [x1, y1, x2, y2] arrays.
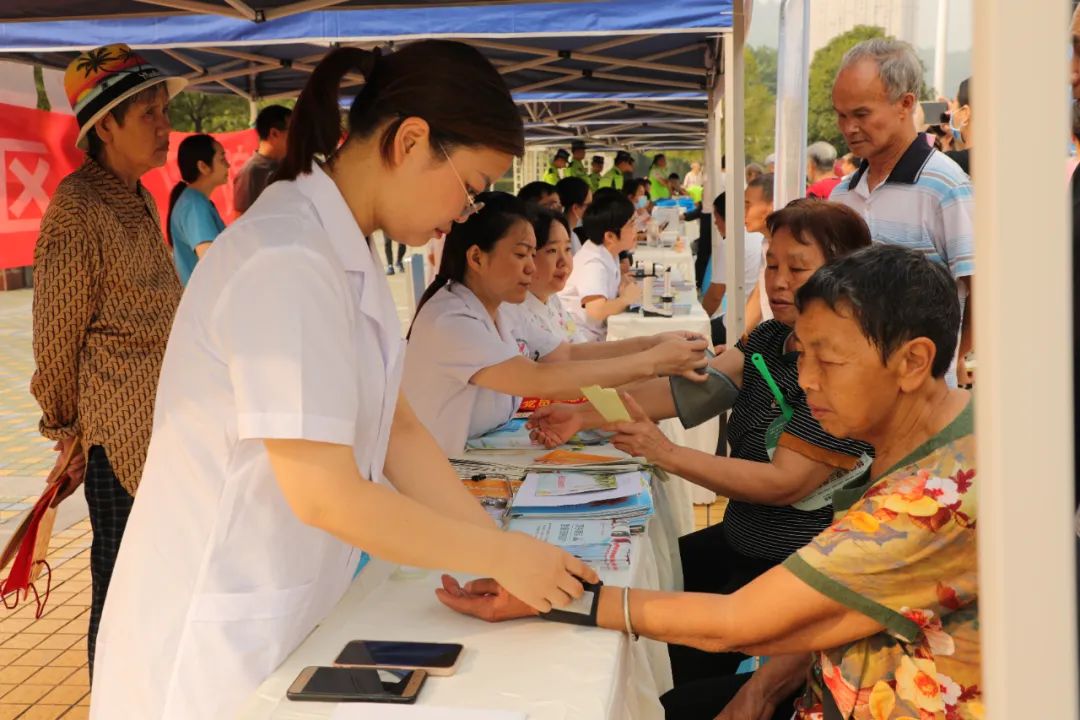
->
[[773, 0, 810, 209], [974, 0, 1076, 717], [131, 0, 243, 19], [723, 4, 747, 346]]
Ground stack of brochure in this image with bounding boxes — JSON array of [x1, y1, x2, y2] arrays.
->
[[506, 470, 654, 571]]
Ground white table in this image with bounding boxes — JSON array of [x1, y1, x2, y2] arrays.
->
[[238, 461, 683, 720], [606, 292, 719, 507]]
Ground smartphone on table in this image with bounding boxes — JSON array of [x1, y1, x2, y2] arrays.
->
[[335, 640, 464, 677], [286, 666, 426, 703]]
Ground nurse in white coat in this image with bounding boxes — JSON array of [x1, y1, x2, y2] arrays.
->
[[90, 42, 596, 719], [405, 192, 708, 455]]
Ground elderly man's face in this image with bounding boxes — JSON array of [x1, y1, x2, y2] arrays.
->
[[794, 299, 897, 442], [833, 58, 915, 161]]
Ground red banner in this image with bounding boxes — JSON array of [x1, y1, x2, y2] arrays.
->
[[0, 102, 258, 270]]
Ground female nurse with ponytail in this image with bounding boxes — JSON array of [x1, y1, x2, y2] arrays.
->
[[90, 42, 597, 719]]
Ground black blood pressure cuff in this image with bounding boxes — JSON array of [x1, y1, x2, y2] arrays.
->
[[539, 578, 604, 627], [670, 368, 740, 429]]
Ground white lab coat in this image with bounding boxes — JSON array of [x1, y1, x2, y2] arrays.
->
[[90, 165, 404, 719], [404, 283, 561, 456]]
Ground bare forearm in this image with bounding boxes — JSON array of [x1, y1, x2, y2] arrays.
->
[[529, 354, 657, 400], [959, 279, 973, 356], [384, 398, 494, 529], [656, 446, 824, 505], [266, 441, 504, 577], [567, 336, 652, 360], [702, 283, 726, 317], [584, 296, 631, 323]]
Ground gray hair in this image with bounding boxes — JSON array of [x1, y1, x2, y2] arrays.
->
[[838, 38, 923, 101], [806, 141, 837, 172]]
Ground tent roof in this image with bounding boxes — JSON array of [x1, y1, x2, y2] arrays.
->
[[0, 0, 734, 149]]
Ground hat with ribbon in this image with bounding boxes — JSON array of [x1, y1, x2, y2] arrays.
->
[[64, 44, 187, 151]]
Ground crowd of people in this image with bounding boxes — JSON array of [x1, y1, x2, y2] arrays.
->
[[27, 30, 989, 720]]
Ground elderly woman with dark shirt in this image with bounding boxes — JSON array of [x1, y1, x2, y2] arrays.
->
[[438, 244, 980, 720]]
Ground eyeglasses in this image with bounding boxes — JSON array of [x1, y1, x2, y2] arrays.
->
[[438, 141, 485, 220]]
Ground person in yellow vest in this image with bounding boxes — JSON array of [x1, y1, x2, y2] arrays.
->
[[542, 148, 569, 185], [587, 155, 604, 190], [598, 150, 634, 190], [566, 139, 589, 180], [649, 153, 672, 200]]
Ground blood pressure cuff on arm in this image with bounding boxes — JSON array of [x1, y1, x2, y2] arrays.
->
[[670, 368, 740, 429]]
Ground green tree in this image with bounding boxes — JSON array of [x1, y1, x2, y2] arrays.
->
[[807, 25, 888, 152], [743, 46, 776, 164], [168, 90, 250, 133], [749, 46, 778, 96]]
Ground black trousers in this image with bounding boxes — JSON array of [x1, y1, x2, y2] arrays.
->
[[384, 237, 406, 266], [669, 521, 779, 686], [85, 446, 135, 679], [661, 670, 803, 720]]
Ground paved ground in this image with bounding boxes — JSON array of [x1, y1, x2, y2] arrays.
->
[[0, 252, 722, 717]]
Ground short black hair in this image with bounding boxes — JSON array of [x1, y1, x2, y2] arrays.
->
[[667, 172, 680, 181], [746, 172, 775, 203], [591, 155, 604, 165], [712, 192, 725, 220], [529, 205, 571, 250], [582, 187, 634, 245], [518, 180, 557, 206], [796, 244, 960, 378], [254, 104, 292, 140], [555, 176, 590, 210]]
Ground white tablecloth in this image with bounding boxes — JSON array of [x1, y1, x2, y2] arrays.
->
[[238, 463, 684, 720], [606, 295, 719, 507]]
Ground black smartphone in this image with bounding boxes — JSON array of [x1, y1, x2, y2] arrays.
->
[[335, 640, 464, 676], [920, 101, 949, 124], [286, 666, 426, 703]]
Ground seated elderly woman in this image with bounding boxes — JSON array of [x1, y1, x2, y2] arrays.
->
[[437, 244, 979, 720], [528, 199, 874, 685]]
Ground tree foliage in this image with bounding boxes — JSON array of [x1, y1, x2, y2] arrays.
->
[[743, 46, 777, 164], [168, 91, 251, 133]]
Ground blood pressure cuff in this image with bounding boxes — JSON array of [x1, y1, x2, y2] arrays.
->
[[670, 367, 740, 429], [539, 578, 603, 627]]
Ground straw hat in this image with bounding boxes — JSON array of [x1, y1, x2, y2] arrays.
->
[[64, 44, 187, 151]]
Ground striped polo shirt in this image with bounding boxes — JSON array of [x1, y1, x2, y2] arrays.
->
[[830, 134, 974, 385], [830, 134, 974, 281], [722, 320, 874, 562]]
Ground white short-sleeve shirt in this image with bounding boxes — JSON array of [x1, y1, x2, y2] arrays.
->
[[710, 230, 765, 317], [520, 291, 588, 344], [91, 165, 405, 719], [404, 283, 562, 455], [558, 240, 620, 341]]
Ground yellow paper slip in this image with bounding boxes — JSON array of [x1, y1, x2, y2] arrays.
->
[[581, 385, 631, 423]]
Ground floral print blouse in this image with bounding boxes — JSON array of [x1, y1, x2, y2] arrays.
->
[[784, 401, 981, 720]]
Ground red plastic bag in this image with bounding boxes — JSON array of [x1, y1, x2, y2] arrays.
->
[[0, 440, 79, 617]]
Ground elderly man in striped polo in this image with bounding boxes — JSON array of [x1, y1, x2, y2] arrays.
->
[[829, 38, 974, 388]]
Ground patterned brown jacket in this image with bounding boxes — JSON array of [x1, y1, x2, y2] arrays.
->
[[31, 158, 181, 495]]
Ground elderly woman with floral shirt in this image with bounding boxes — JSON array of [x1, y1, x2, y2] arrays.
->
[[437, 243, 980, 720]]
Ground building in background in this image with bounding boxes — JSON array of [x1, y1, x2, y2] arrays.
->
[[809, 0, 918, 55]]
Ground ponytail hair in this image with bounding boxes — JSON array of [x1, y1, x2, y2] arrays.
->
[[167, 133, 219, 248], [279, 40, 524, 182], [409, 191, 529, 338]]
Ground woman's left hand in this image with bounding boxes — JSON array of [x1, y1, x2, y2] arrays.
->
[[606, 393, 678, 468]]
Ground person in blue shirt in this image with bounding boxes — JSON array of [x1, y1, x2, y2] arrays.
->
[[167, 134, 229, 285]]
